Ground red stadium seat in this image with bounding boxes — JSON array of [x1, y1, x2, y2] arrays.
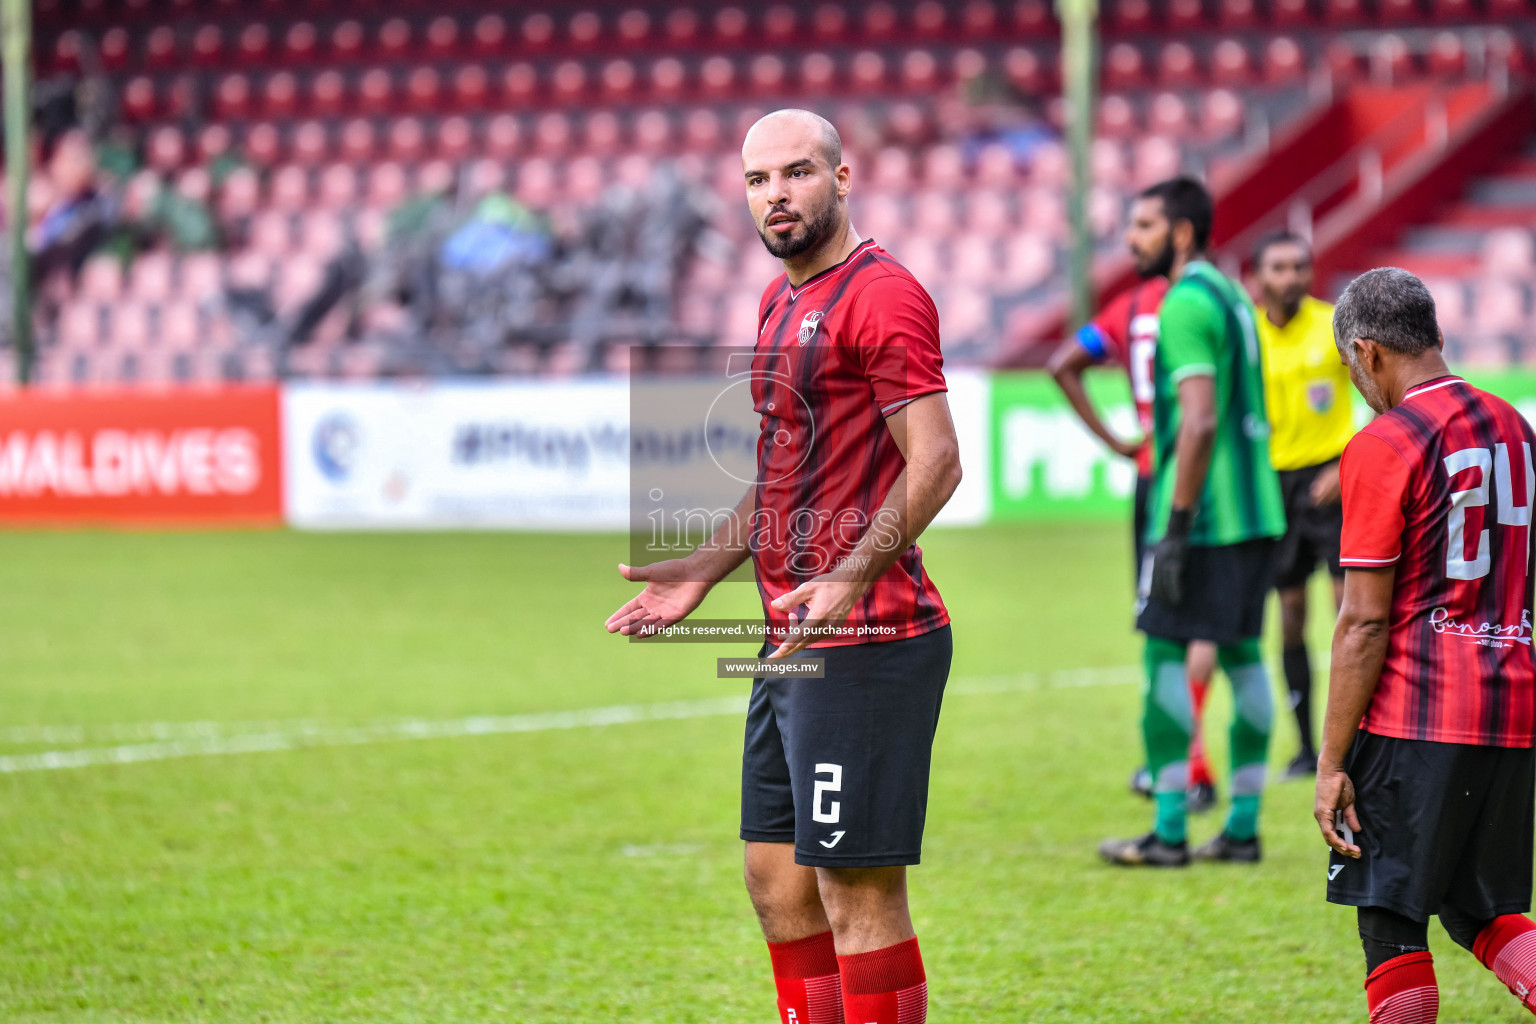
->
[[473, 14, 507, 54], [145, 26, 178, 70], [1372, 34, 1415, 81], [365, 162, 408, 210], [331, 20, 364, 65], [801, 52, 836, 93], [851, 51, 887, 93], [552, 60, 587, 103], [244, 121, 282, 167], [358, 67, 393, 115], [1131, 136, 1180, 187], [284, 21, 318, 64], [863, 1, 898, 38], [1012, 0, 1055, 33], [165, 75, 199, 121], [238, 23, 271, 65], [100, 27, 131, 72], [269, 164, 310, 211], [263, 71, 299, 118], [602, 59, 638, 101], [1323, 0, 1366, 25], [378, 19, 412, 61], [51, 30, 81, 75], [503, 63, 539, 106], [923, 145, 967, 189], [1265, 36, 1307, 83], [1168, 0, 1208, 30], [1325, 39, 1363, 81], [664, 8, 700, 45], [618, 8, 654, 44], [426, 16, 459, 57], [316, 163, 359, 210], [290, 120, 329, 166], [465, 159, 507, 199], [953, 48, 988, 83], [1098, 94, 1139, 138], [485, 114, 523, 159], [1021, 187, 1065, 235], [914, 191, 959, 237], [1202, 88, 1244, 138], [902, 49, 940, 92], [584, 111, 623, 156], [715, 6, 750, 42], [871, 147, 914, 191], [522, 12, 556, 51], [191, 24, 223, 67], [406, 67, 441, 113], [1271, 0, 1314, 25], [913, 0, 948, 32], [533, 112, 572, 156], [1487, 28, 1530, 74], [1211, 38, 1253, 84], [250, 210, 294, 255], [310, 70, 347, 117], [123, 76, 157, 121], [682, 108, 721, 151], [1488, 0, 1532, 19], [1148, 92, 1192, 136], [750, 54, 787, 92], [1091, 138, 1128, 186], [1103, 43, 1146, 90], [961, 0, 1000, 36], [338, 119, 376, 163], [217, 166, 261, 221], [214, 73, 252, 120], [1004, 47, 1048, 93], [516, 158, 558, 208], [1157, 42, 1201, 86], [197, 123, 233, 164], [1426, 31, 1466, 76], [812, 4, 848, 41], [180, 253, 223, 305], [700, 56, 736, 97], [1218, 0, 1260, 28], [453, 65, 490, 111], [1114, 0, 1155, 33], [649, 57, 686, 100], [977, 143, 1023, 187], [1431, 0, 1473, 18], [1379, 0, 1423, 20], [387, 118, 426, 163], [965, 190, 1014, 239], [79, 255, 122, 304], [636, 109, 674, 153]]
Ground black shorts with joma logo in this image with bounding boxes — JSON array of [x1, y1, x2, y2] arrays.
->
[[739, 625, 951, 868]]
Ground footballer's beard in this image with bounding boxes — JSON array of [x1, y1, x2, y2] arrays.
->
[[1135, 236, 1176, 280], [757, 195, 838, 260]]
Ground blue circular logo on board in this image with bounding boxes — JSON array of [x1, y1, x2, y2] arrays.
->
[[313, 413, 361, 483]]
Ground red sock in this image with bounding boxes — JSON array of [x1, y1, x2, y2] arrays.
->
[[1474, 914, 1536, 1013], [1365, 951, 1438, 1023], [1187, 675, 1215, 787], [838, 936, 926, 1024], [768, 931, 844, 1024]]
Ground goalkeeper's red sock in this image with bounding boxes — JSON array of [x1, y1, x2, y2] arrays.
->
[[1474, 914, 1536, 1014], [768, 931, 844, 1024], [1365, 951, 1437, 1023], [1188, 674, 1215, 788], [838, 936, 926, 1024]]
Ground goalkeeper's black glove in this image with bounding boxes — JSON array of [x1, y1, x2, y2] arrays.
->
[[1149, 507, 1194, 607]]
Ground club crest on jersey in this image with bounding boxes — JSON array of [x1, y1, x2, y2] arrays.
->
[[797, 311, 825, 346]]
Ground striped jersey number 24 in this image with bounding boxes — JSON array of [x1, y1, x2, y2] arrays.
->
[[1444, 443, 1535, 581]]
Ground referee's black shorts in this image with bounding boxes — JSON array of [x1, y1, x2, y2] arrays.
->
[[740, 625, 952, 868], [1327, 731, 1535, 923], [1273, 460, 1344, 591]]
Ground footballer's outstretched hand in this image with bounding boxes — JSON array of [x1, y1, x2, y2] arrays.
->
[[606, 561, 713, 637], [1148, 507, 1193, 607], [765, 575, 867, 660], [1314, 767, 1362, 859]]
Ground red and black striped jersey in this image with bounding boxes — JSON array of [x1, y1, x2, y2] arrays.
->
[[1077, 277, 1170, 478], [1339, 376, 1536, 747], [750, 239, 950, 648]]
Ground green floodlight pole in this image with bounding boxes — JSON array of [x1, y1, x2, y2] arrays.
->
[[1056, 0, 1098, 333], [2, 0, 31, 386]]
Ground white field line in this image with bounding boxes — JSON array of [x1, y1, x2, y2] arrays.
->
[[0, 666, 1140, 775]]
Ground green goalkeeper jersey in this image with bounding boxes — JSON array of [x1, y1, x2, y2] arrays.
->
[[1145, 261, 1286, 548]]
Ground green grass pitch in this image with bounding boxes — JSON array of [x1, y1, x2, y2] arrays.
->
[[0, 525, 1526, 1022]]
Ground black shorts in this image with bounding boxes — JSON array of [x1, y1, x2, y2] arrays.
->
[[1135, 538, 1277, 645], [1326, 731, 1535, 923], [1273, 461, 1344, 590], [1133, 474, 1152, 588], [740, 625, 952, 867]]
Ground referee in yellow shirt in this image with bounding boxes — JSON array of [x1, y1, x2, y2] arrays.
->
[[1253, 230, 1354, 781]]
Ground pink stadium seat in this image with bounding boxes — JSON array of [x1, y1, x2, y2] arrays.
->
[[485, 114, 522, 159], [191, 24, 224, 67], [1104, 43, 1146, 91], [176, 168, 212, 211], [1484, 229, 1536, 276], [801, 52, 837, 93], [451, 65, 490, 111], [1022, 187, 1066, 235], [129, 252, 175, 305], [872, 147, 915, 190], [1202, 89, 1244, 138], [310, 70, 347, 118], [1157, 42, 1201, 86], [1212, 39, 1253, 84], [1265, 37, 1307, 83], [297, 211, 345, 262], [584, 112, 623, 157], [1133, 135, 1182, 187], [338, 119, 376, 163], [858, 193, 904, 238], [750, 54, 788, 92], [1218, 0, 1260, 27], [1271, 0, 1314, 25], [566, 156, 606, 205], [146, 126, 187, 172], [953, 47, 989, 84], [1372, 34, 1415, 81], [684, 109, 723, 151], [1098, 95, 1139, 138], [913, 0, 948, 32], [523, 12, 557, 51], [923, 144, 967, 189], [365, 162, 408, 210], [250, 210, 294, 255], [1424, 278, 1467, 331], [902, 49, 940, 92], [79, 255, 123, 304], [700, 56, 736, 97], [534, 112, 573, 156], [244, 122, 282, 167], [162, 304, 202, 355], [387, 118, 426, 164], [473, 14, 508, 54], [112, 305, 151, 354], [977, 143, 1024, 187], [1012, 0, 1055, 33], [263, 71, 299, 119], [939, 288, 993, 343], [465, 158, 507, 199], [358, 67, 393, 115], [1114, 0, 1155, 32], [1168, 0, 1208, 31], [316, 163, 359, 210], [1323, 0, 1366, 24], [552, 60, 588, 103], [145, 26, 178, 70], [635, 109, 674, 153], [965, 191, 1014, 239], [914, 191, 959, 237], [226, 251, 274, 293], [1004, 47, 1049, 93], [51, 30, 81, 75], [290, 121, 329, 166], [863, 1, 898, 38], [650, 57, 687, 100], [330, 20, 364, 65], [570, 10, 605, 47], [238, 24, 271, 65], [618, 8, 654, 44], [1031, 142, 1069, 188], [1092, 139, 1129, 187], [516, 158, 558, 208], [895, 238, 942, 285], [812, 4, 849, 41], [1473, 281, 1528, 333], [715, 6, 750, 42], [953, 237, 1001, 286], [378, 18, 412, 62], [57, 302, 100, 348], [284, 21, 318, 64], [851, 51, 887, 93], [123, 76, 157, 121], [197, 124, 233, 165], [426, 16, 460, 57], [217, 167, 261, 221], [602, 59, 638, 100], [100, 28, 130, 72], [436, 116, 474, 162], [179, 253, 223, 305], [1148, 92, 1192, 136], [501, 62, 538, 106], [1379, 0, 1423, 20], [961, 0, 1000, 35], [406, 67, 441, 113]]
